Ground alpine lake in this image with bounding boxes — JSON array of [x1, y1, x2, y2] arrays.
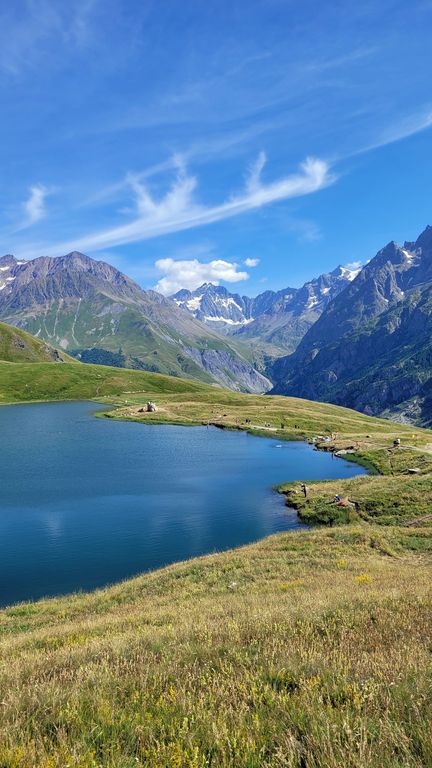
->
[[0, 401, 367, 606]]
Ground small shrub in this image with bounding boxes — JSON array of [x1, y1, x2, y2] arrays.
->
[[355, 573, 372, 584]]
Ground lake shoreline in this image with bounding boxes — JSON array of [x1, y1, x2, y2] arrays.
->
[[1, 364, 431, 529], [0, 393, 407, 526]]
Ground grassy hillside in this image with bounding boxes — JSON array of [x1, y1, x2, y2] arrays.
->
[[8, 296, 270, 392], [19, 300, 217, 382], [0, 360, 209, 403], [0, 358, 411, 437], [0, 524, 431, 767], [0, 321, 76, 363]]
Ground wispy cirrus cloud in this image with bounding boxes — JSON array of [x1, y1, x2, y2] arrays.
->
[[15, 184, 52, 231], [372, 106, 432, 149], [0, 0, 100, 75], [345, 105, 432, 158], [17, 153, 335, 258]]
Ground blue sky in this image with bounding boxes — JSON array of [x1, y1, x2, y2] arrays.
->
[[1, 0, 432, 295]]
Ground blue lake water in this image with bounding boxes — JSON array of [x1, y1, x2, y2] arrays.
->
[[0, 401, 366, 606]]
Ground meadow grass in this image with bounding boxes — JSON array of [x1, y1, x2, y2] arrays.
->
[[0, 525, 430, 767], [0, 360, 208, 404]]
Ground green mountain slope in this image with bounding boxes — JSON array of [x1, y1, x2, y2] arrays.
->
[[0, 321, 75, 363], [0, 252, 270, 393], [0, 360, 208, 403], [274, 286, 432, 424]]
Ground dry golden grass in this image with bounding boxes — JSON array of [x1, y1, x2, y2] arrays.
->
[[104, 388, 424, 443], [0, 525, 431, 767]]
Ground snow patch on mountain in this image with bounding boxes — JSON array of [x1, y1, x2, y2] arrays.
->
[[204, 315, 254, 326], [183, 296, 202, 312], [339, 265, 361, 281]]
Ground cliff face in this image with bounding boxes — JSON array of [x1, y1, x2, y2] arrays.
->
[[271, 226, 432, 425]]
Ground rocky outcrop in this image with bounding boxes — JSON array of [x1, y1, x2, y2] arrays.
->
[[271, 226, 432, 425], [183, 346, 272, 393]]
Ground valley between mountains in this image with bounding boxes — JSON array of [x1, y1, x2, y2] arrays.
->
[[2, 224, 432, 425]]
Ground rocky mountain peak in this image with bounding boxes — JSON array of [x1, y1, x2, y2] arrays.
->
[[62, 251, 93, 266], [414, 224, 432, 254], [199, 282, 215, 290], [172, 266, 354, 355], [371, 240, 407, 269], [270, 224, 432, 425], [172, 283, 254, 328], [332, 264, 361, 282], [0, 254, 17, 267]]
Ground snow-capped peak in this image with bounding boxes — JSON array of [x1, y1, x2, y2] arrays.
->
[[338, 264, 362, 281]]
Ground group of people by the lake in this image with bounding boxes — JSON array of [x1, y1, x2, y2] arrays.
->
[[300, 483, 356, 509]]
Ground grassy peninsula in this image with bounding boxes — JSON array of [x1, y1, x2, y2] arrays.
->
[[0, 360, 431, 765]]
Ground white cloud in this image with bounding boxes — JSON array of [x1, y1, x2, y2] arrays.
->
[[246, 151, 267, 194], [154, 258, 249, 295], [17, 184, 51, 231], [244, 258, 260, 267], [16, 153, 335, 258]]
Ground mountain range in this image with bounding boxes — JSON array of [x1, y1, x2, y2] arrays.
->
[[2, 224, 432, 424], [0, 252, 270, 393], [271, 225, 432, 425], [172, 264, 359, 355]]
